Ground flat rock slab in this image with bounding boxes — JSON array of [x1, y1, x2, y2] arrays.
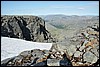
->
[[1, 37, 52, 61]]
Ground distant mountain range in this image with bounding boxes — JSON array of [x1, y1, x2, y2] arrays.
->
[[39, 14, 99, 41]]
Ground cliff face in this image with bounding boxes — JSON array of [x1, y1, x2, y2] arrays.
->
[[1, 15, 53, 42]]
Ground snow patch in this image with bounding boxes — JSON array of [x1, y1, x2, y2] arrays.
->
[[1, 37, 52, 61]]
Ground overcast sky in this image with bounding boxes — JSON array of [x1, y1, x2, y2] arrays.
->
[[1, 1, 99, 16]]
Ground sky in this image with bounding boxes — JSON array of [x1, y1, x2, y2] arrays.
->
[[1, 1, 99, 16]]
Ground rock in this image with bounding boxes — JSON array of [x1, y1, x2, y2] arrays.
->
[[72, 62, 90, 66], [90, 48, 99, 58], [81, 32, 89, 38], [51, 48, 57, 52], [82, 40, 89, 46], [83, 51, 98, 64], [31, 49, 44, 57], [1, 56, 16, 66], [87, 30, 99, 36], [12, 56, 23, 66], [88, 35, 97, 39], [79, 46, 86, 52], [42, 50, 49, 54], [76, 45, 81, 48], [60, 51, 64, 55], [67, 45, 76, 57], [70, 37, 78, 42], [19, 51, 31, 57], [74, 51, 83, 57], [56, 51, 60, 55], [47, 59, 60, 66], [51, 42, 72, 52], [50, 54, 56, 59], [60, 58, 72, 66], [85, 46, 92, 51], [36, 58, 47, 63], [32, 61, 47, 66]]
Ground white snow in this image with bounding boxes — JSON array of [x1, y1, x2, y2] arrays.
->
[[1, 37, 52, 61]]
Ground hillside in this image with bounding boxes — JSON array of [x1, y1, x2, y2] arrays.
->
[[39, 15, 99, 41]]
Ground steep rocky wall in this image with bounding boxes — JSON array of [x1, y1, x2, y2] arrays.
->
[[1, 15, 54, 42]]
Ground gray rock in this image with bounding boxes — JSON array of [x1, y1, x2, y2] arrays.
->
[[50, 54, 56, 59], [90, 48, 99, 58], [70, 37, 78, 42], [76, 44, 81, 48], [88, 35, 97, 39], [60, 59, 72, 66], [83, 51, 98, 64], [60, 51, 65, 55], [74, 51, 83, 57], [67, 45, 76, 57], [81, 32, 89, 38], [86, 46, 92, 51], [32, 61, 46, 66], [94, 43, 99, 49], [19, 51, 31, 57], [79, 45, 86, 52], [82, 40, 89, 46], [47, 59, 60, 66], [56, 51, 60, 55], [1, 56, 16, 66], [31, 49, 44, 57], [42, 50, 49, 54]]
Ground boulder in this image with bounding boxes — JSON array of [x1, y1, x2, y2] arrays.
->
[[83, 51, 98, 64]]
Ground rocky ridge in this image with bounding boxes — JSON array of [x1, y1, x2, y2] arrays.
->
[[1, 15, 55, 43]]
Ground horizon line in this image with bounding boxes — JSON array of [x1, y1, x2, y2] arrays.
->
[[1, 14, 99, 16]]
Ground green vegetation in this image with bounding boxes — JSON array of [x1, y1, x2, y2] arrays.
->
[[50, 23, 65, 29]]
